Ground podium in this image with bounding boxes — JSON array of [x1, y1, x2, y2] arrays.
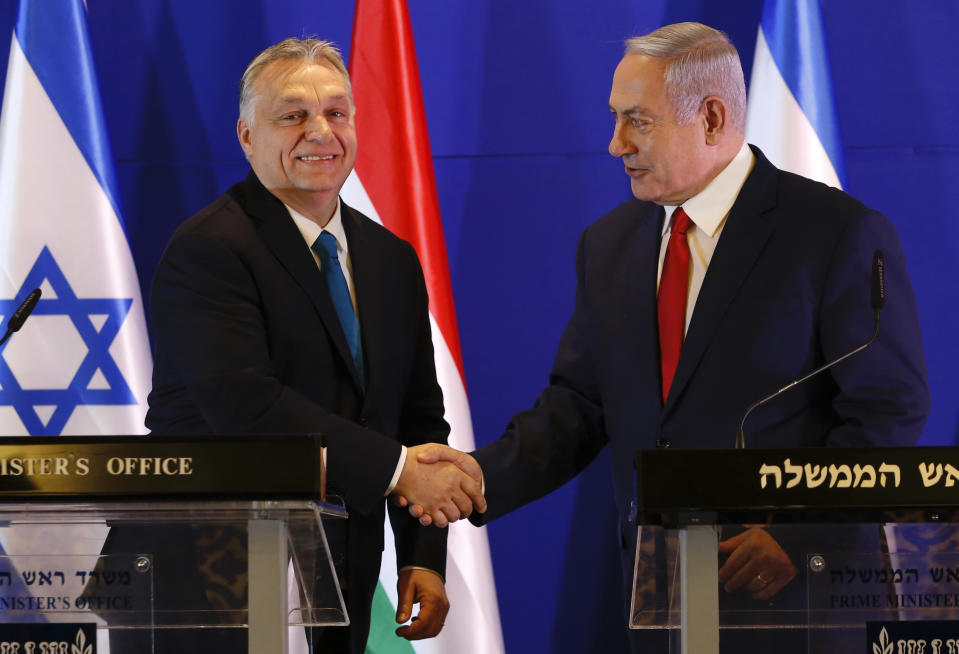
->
[[632, 447, 959, 653], [0, 435, 348, 653]]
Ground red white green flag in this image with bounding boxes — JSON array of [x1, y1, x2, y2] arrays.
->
[[342, 1, 505, 652]]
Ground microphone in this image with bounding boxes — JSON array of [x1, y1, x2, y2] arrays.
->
[[734, 251, 884, 449], [0, 288, 42, 347]]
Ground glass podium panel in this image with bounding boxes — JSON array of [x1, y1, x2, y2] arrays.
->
[[630, 522, 959, 653], [0, 500, 347, 653]]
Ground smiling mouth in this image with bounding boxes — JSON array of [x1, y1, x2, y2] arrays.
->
[[297, 155, 336, 161]]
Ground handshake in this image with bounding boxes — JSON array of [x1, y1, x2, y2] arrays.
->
[[392, 443, 486, 528]]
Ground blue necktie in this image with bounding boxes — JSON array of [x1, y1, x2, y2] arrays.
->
[[313, 231, 365, 389]]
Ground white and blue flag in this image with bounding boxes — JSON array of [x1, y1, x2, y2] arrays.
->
[[0, 0, 152, 437], [745, 0, 847, 188]]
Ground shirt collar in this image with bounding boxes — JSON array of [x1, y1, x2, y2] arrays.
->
[[287, 197, 349, 255], [662, 141, 755, 237]]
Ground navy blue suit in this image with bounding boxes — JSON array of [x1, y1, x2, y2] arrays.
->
[[144, 171, 449, 653], [472, 147, 929, 646]]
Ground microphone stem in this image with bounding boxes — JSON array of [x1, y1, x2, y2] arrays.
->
[[735, 309, 880, 449]]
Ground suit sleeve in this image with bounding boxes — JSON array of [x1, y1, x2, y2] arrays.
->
[[388, 241, 450, 574], [819, 210, 929, 447], [471, 228, 610, 525], [150, 231, 401, 514]]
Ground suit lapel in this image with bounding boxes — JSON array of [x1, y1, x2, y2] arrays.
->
[[237, 173, 364, 392], [664, 149, 779, 413], [341, 202, 383, 404], [624, 203, 667, 406]]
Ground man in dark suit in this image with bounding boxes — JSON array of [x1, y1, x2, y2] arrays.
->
[[405, 21, 930, 651], [144, 38, 484, 653]]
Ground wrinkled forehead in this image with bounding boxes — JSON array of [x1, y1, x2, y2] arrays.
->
[[609, 54, 670, 112], [255, 58, 352, 106]]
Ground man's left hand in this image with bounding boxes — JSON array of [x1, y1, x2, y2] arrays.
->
[[717, 526, 797, 600], [395, 568, 449, 640]]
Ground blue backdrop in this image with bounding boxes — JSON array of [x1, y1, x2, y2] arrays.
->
[[1, 2, 956, 652]]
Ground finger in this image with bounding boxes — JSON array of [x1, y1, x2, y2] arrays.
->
[[753, 560, 796, 600], [397, 601, 444, 640], [717, 544, 750, 585], [407, 504, 425, 519], [724, 561, 763, 593], [430, 511, 450, 528], [752, 576, 789, 601], [438, 502, 461, 523], [397, 589, 449, 640], [418, 514, 433, 527], [460, 477, 487, 514], [394, 495, 409, 508], [744, 573, 770, 595], [450, 490, 473, 518]]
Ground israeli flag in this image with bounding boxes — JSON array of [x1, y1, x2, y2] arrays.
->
[[745, 0, 847, 188], [0, 0, 152, 437]]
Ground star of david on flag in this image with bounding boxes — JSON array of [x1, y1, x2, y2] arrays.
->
[[0, 0, 152, 437], [0, 247, 137, 434]]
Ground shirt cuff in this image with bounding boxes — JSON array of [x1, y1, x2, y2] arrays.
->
[[385, 445, 408, 495]]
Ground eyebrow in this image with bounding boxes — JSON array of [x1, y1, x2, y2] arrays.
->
[[275, 93, 351, 107]]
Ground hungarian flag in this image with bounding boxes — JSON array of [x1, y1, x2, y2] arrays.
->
[[341, 1, 505, 652]]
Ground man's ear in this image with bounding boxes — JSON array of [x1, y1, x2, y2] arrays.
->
[[237, 117, 253, 159], [701, 96, 728, 145]]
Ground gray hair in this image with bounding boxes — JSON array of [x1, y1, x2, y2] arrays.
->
[[239, 37, 352, 122], [625, 22, 746, 130]]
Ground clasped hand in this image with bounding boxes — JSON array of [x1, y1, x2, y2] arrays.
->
[[718, 526, 797, 600], [392, 443, 485, 527]]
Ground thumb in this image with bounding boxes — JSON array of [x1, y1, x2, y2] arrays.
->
[[717, 531, 746, 552], [416, 449, 442, 464], [396, 576, 416, 623], [414, 442, 450, 464]]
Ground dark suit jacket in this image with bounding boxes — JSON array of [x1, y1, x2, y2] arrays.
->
[[472, 146, 930, 622], [145, 171, 449, 652]]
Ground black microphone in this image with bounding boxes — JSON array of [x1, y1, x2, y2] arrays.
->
[[0, 288, 42, 347], [871, 249, 885, 312], [734, 252, 884, 449]]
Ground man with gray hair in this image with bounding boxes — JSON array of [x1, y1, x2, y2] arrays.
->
[[409, 20, 928, 650], [144, 37, 485, 653]]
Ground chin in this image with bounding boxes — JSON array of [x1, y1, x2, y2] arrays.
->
[[629, 182, 660, 203]]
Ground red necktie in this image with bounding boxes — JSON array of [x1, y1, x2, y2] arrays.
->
[[658, 207, 692, 404]]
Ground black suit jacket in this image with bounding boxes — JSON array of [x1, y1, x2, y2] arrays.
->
[[472, 147, 930, 625], [145, 171, 449, 652]]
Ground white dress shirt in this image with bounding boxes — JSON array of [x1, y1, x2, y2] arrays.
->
[[658, 141, 756, 334], [287, 198, 359, 315]]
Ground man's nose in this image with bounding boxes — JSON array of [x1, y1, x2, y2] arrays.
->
[[305, 115, 332, 141], [609, 122, 635, 157]]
